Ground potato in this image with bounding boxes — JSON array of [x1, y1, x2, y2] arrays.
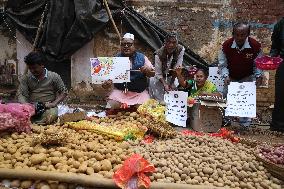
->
[[72, 151, 83, 160], [203, 167, 214, 175], [101, 159, 112, 171], [21, 180, 33, 189], [58, 183, 68, 189], [50, 151, 62, 157], [86, 167, 94, 175], [10, 180, 21, 188], [93, 162, 101, 173], [30, 153, 47, 165], [40, 185, 51, 189], [105, 171, 114, 179], [113, 164, 122, 172], [50, 157, 61, 164]]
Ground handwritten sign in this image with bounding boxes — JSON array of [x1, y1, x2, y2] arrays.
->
[[225, 82, 256, 117], [164, 91, 188, 127], [208, 67, 224, 92], [90, 57, 130, 84]]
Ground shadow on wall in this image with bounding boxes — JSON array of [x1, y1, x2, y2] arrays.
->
[[45, 59, 71, 89]]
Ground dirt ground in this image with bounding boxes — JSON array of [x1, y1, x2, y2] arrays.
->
[[177, 123, 284, 145], [227, 123, 284, 144]]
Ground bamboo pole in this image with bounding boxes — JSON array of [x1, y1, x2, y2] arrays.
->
[[24, 3, 48, 74], [0, 168, 117, 189], [0, 168, 226, 189], [103, 0, 121, 42]]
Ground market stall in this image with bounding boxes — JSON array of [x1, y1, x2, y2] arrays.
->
[[0, 100, 283, 189]]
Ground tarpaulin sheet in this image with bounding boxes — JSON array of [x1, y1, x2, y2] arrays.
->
[[3, 0, 208, 68]]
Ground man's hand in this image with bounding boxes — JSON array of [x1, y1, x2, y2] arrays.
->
[[256, 76, 263, 87], [140, 66, 154, 77], [45, 102, 56, 109], [199, 92, 210, 96], [175, 66, 183, 76], [164, 84, 172, 92], [102, 79, 113, 89], [224, 76, 231, 85]]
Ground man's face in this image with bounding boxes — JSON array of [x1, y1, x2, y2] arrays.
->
[[27, 64, 45, 78], [233, 27, 249, 47], [121, 38, 135, 56], [165, 37, 178, 54]]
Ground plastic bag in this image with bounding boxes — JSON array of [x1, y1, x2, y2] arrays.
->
[[0, 103, 35, 133], [208, 128, 240, 143], [113, 154, 155, 189]]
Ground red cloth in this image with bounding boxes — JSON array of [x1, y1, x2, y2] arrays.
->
[[222, 37, 261, 80]]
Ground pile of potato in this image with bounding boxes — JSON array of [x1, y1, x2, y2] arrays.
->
[[132, 134, 284, 189], [0, 126, 132, 179], [0, 179, 85, 189]]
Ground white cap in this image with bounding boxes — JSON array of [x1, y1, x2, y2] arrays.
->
[[123, 33, 134, 40]]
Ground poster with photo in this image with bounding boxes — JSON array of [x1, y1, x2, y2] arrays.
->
[[90, 57, 130, 84], [164, 91, 188, 127]]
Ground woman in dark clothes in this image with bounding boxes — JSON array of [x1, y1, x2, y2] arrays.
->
[[270, 17, 284, 132]]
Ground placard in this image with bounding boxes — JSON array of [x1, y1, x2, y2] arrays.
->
[[164, 91, 188, 127], [208, 67, 224, 92], [225, 82, 256, 117], [90, 57, 130, 84]]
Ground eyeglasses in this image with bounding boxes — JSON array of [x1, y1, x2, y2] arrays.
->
[[121, 42, 134, 47]]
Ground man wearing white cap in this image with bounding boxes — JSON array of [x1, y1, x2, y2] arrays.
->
[[103, 33, 154, 109]]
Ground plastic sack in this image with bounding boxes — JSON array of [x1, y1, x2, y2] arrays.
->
[[0, 103, 35, 133], [113, 154, 155, 189], [208, 128, 240, 143]]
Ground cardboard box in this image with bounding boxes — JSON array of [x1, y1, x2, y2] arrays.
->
[[59, 111, 86, 125], [189, 101, 226, 133]]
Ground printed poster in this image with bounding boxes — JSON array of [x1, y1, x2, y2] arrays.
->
[[164, 91, 188, 127], [208, 67, 224, 93], [225, 82, 256, 117], [90, 57, 130, 84]]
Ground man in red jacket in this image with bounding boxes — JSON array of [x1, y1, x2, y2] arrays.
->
[[218, 22, 264, 127]]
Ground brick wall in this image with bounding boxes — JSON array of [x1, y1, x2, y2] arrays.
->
[[126, 0, 284, 114]]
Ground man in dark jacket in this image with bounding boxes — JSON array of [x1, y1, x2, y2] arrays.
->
[[218, 22, 264, 127], [270, 17, 284, 132]]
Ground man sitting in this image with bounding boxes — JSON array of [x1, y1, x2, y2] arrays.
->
[[18, 51, 68, 124], [103, 33, 154, 109]]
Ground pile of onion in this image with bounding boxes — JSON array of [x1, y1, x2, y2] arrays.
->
[[259, 145, 284, 165]]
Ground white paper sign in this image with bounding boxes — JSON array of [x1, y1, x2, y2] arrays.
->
[[164, 91, 188, 127], [225, 82, 256, 117], [90, 57, 130, 84], [208, 67, 224, 92]]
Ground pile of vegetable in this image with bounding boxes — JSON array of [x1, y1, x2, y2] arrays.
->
[[138, 100, 177, 138], [71, 111, 176, 139], [0, 126, 132, 179], [68, 112, 147, 140], [259, 145, 284, 165], [137, 99, 166, 122], [1, 179, 80, 189], [132, 134, 284, 189]]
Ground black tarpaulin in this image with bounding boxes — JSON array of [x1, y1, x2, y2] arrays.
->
[[3, 0, 208, 68]]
